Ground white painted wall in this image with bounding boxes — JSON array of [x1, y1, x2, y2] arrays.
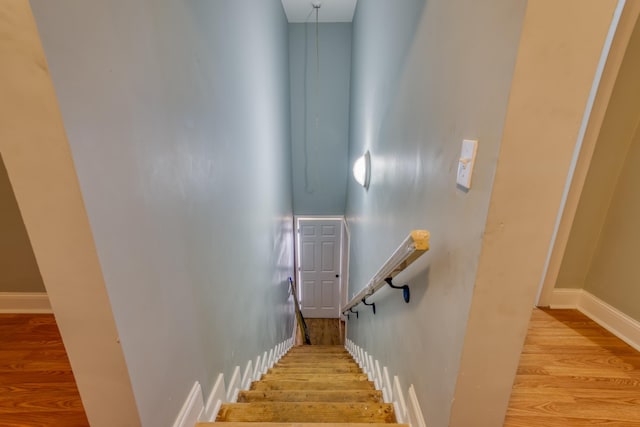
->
[[29, 1, 295, 425], [344, 1, 526, 426]]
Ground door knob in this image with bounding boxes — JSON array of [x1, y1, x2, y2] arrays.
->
[[335, 274, 340, 278]]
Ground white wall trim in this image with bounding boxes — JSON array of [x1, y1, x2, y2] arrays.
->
[[407, 385, 427, 427], [346, 339, 426, 427], [261, 351, 269, 374], [226, 366, 241, 403], [171, 382, 204, 427], [0, 292, 52, 313], [172, 338, 295, 425], [253, 354, 263, 382], [202, 374, 225, 422], [241, 361, 253, 391], [341, 219, 351, 322], [550, 288, 640, 351]]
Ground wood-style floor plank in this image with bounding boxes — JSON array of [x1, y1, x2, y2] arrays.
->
[[504, 308, 640, 426], [0, 411, 91, 427], [304, 319, 345, 346], [0, 314, 89, 426]]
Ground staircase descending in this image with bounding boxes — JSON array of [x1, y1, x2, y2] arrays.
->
[[198, 345, 406, 426]]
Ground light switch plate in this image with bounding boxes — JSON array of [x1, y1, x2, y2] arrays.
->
[[457, 139, 478, 190]]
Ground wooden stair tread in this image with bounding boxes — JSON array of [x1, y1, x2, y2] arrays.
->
[[276, 361, 360, 367], [211, 346, 397, 424], [268, 366, 363, 374], [285, 347, 347, 350], [261, 373, 369, 381], [278, 357, 354, 363], [238, 390, 383, 403], [198, 423, 408, 427], [276, 362, 358, 366], [251, 380, 376, 391], [288, 345, 347, 350], [279, 358, 353, 362], [216, 402, 396, 423], [281, 354, 352, 358]]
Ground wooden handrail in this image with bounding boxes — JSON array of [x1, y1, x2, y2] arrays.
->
[[342, 230, 430, 316]]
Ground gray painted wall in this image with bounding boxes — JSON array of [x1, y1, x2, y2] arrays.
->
[[0, 155, 45, 293], [344, 1, 525, 426], [30, 1, 294, 425], [289, 23, 351, 215]]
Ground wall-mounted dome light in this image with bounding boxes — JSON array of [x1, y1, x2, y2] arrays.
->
[[352, 150, 371, 189]]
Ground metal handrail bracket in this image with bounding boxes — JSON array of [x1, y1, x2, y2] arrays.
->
[[341, 230, 430, 317]]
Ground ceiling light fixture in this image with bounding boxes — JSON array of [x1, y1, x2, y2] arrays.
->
[[353, 150, 371, 189]]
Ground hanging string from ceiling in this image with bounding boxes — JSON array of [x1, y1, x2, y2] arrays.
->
[[304, 2, 322, 194]]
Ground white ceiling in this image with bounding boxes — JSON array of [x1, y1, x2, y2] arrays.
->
[[281, 0, 358, 23]]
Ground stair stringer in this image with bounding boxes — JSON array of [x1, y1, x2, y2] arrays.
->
[[346, 338, 427, 427]]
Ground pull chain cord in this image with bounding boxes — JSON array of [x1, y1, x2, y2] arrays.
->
[[312, 4, 320, 190], [304, 4, 321, 194], [315, 5, 320, 76]]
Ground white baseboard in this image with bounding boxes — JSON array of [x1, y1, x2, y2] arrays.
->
[[549, 288, 582, 309], [226, 366, 241, 403], [252, 354, 263, 382], [407, 385, 427, 427], [172, 337, 295, 426], [550, 288, 640, 352], [241, 361, 253, 391], [172, 382, 204, 427], [579, 291, 640, 352], [345, 339, 426, 427], [0, 292, 52, 313], [203, 374, 225, 422]]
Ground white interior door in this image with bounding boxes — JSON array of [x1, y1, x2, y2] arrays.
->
[[298, 219, 342, 318]]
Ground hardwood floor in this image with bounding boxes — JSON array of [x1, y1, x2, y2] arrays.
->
[[305, 318, 345, 345], [504, 308, 640, 426], [0, 314, 89, 427]]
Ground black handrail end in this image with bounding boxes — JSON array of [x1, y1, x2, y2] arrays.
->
[[384, 277, 410, 303]]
